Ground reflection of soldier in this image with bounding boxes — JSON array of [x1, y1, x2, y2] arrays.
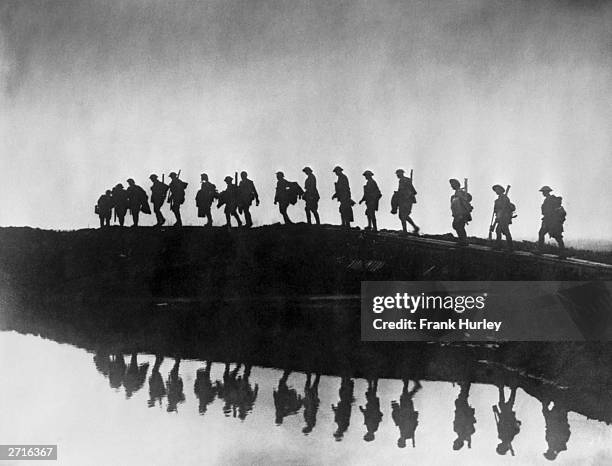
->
[[217, 177, 242, 228], [194, 361, 217, 415], [453, 382, 476, 450], [302, 167, 320, 225], [166, 358, 185, 413], [168, 172, 188, 227], [111, 184, 129, 226], [302, 373, 321, 435], [359, 171, 382, 232], [236, 365, 258, 420], [195, 173, 217, 227], [217, 363, 255, 419], [238, 172, 260, 228], [493, 384, 521, 456], [332, 376, 355, 441], [392, 379, 421, 448], [273, 370, 303, 425], [108, 353, 126, 389], [392, 169, 420, 234], [537, 186, 567, 257], [148, 355, 166, 408], [149, 174, 169, 226], [449, 179, 472, 246], [360, 378, 383, 442], [542, 401, 570, 461], [332, 166, 354, 227], [126, 178, 151, 227], [491, 185, 514, 251], [96, 190, 113, 228], [123, 353, 149, 399], [93, 351, 111, 378]]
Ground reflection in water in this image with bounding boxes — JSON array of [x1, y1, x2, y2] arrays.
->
[[302, 372, 320, 435], [217, 363, 259, 420], [360, 378, 383, 442], [148, 355, 166, 408], [194, 361, 217, 415], [493, 384, 521, 456], [332, 376, 355, 441], [124, 353, 149, 399], [273, 369, 302, 425], [453, 382, 476, 451], [109, 353, 126, 390], [543, 400, 571, 461], [166, 358, 185, 413], [391, 379, 421, 448]]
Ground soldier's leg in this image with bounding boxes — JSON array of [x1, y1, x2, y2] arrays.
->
[[174, 206, 182, 226], [280, 204, 292, 224], [400, 218, 408, 233], [372, 213, 378, 232], [99, 215, 104, 228], [406, 215, 419, 234], [206, 211, 213, 226], [232, 210, 242, 226], [305, 207, 312, 224], [554, 234, 565, 251], [538, 223, 547, 249], [503, 224, 513, 250], [225, 212, 231, 227], [244, 206, 252, 227], [495, 223, 503, 249], [313, 209, 320, 225], [118, 213, 125, 227], [133, 210, 139, 227]]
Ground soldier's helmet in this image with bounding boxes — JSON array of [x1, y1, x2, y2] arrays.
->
[[539, 185, 553, 193], [105, 190, 112, 195], [362, 170, 374, 177], [449, 178, 461, 189], [302, 166, 312, 173], [240, 171, 248, 178], [224, 176, 233, 183], [127, 178, 135, 184], [149, 174, 158, 180], [169, 172, 177, 178], [201, 173, 208, 181], [333, 166, 343, 173], [276, 171, 285, 178], [395, 169, 405, 175], [492, 184, 505, 193], [115, 183, 124, 189]]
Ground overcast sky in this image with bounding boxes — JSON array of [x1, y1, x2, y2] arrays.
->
[[1, 0, 611, 241]]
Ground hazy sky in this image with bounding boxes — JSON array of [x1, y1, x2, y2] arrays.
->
[[1, 0, 611, 241]]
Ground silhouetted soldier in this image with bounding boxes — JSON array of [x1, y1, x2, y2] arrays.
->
[[493, 384, 521, 456], [332, 166, 354, 227], [491, 185, 515, 251], [302, 372, 321, 435], [111, 184, 129, 226], [126, 178, 150, 227], [273, 370, 303, 425], [194, 361, 218, 415], [542, 400, 570, 461], [168, 172, 188, 227], [360, 378, 383, 442], [274, 172, 293, 224], [195, 173, 217, 227], [217, 176, 242, 228], [392, 169, 420, 234], [537, 186, 567, 257], [236, 364, 258, 421], [123, 353, 149, 399], [359, 170, 382, 232], [238, 171, 260, 228], [302, 167, 320, 225], [166, 358, 185, 413], [332, 376, 355, 441], [148, 355, 166, 408], [453, 382, 476, 450], [449, 178, 473, 246], [392, 379, 421, 448], [96, 190, 113, 228], [149, 174, 169, 226]]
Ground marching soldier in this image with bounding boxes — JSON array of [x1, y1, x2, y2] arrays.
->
[[542, 400, 570, 461], [126, 178, 150, 227], [96, 190, 113, 228], [392, 169, 420, 235], [274, 171, 293, 224], [238, 171, 260, 228], [332, 166, 354, 227], [449, 178, 473, 245], [111, 183, 129, 227], [217, 176, 242, 228], [491, 185, 515, 251], [196, 173, 217, 227], [453, 382, 476, 451], [493, 384, 521, 456], [359, 170, 382, 232], [149, 174, 169, 226], [168, 172, 188, 227], [537, 186, 567, 257], [302, 167, 320, 225]]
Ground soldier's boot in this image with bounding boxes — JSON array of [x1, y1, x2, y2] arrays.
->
[[557, 238, 567, 258]]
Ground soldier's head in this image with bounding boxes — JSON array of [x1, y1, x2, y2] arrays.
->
[[395, 168, 405, 179], [362, 170, 374, 179], [127, 178, 135, 186], [149, 174, 158, 182], [169, 172, 177, 179], [240, 171, 248, 180], [333, 166, 343, 175], [543, 449, 558, 461], [492, 184, 505, 195], [302, 166, 312, 174], [452, 438, 465, 450], [276, 171, 284, 180], [105, 190, 112, 195], [496, 443, 511, 455], [363, 432, 375, 442], [449, 178, 461, 190], [115, 183, 124, 189], [539, 186, 552, 197], [201, 173, 209, 182], [224, 176, 233, 185], [397, 438, 406, 449]]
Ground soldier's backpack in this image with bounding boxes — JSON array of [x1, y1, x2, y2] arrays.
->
[[287, 182, 304, 205]]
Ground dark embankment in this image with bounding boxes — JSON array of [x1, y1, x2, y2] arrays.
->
[[1, 225, 611, 304]]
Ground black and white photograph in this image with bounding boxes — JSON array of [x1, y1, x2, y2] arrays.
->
[[1, 0, 612, 464]]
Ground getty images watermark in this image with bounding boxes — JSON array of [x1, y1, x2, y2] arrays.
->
[[361, 281, 612, 342]]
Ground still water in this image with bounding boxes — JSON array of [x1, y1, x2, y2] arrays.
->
[[1, 330, 612, 466]]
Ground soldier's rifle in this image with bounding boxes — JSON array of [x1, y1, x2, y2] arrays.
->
[[488, 185, 511, 241]]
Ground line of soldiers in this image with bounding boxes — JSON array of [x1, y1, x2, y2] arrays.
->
[[96, 168, 568, 255]]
